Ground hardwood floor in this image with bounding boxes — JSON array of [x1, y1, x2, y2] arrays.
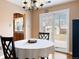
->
[[67, 54, 72, 59]]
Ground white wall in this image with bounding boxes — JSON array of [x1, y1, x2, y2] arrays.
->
[[0, 0, 25, 37]]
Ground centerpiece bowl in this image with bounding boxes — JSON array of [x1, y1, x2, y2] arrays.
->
[[27, 39, 37, 43]]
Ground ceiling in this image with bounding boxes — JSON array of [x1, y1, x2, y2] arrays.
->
[[6, 0, 75, 8]]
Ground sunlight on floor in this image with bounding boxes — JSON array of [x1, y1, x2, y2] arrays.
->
[[48, 52, 67, 59], [0, 55, 4, 59], [54, 52, 67, 59]]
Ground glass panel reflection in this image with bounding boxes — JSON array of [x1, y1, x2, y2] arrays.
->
[[15, 17, 23, 31]]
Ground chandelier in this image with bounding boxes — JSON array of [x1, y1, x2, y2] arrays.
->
[[22, 0, 51, 11]]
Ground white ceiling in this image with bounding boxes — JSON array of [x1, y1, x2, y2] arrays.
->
[[6, 0, 76, 8]]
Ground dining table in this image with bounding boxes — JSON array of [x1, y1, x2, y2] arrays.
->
[[15, 39, 54, 59]]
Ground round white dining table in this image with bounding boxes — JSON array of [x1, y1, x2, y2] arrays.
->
[[15, 39, 54, 59]]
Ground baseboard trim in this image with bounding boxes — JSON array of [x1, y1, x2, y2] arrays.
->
[[55, 50, 67, 54], [55, 50, 72, 55]]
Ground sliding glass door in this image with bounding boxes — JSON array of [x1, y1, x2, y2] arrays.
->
[[53, 9, 69, 52], [39, 9, 69, 52]]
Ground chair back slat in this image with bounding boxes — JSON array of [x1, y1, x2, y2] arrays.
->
[[1, 37, 17, 59], [39, 32, 49, 40]]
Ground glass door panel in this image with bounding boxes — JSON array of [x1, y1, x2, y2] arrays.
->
[[39, 9, 69, 52]]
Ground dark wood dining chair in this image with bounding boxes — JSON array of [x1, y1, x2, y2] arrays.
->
[[1, 36, 18, 59], [38, 32, 49, 59], [38, 32, 49, 40]]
